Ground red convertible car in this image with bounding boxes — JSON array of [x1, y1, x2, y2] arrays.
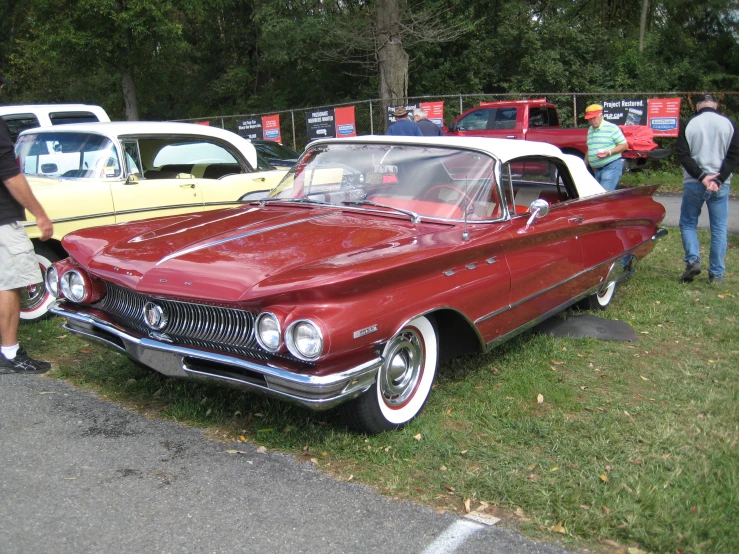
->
[[47, 136, 666, 434]]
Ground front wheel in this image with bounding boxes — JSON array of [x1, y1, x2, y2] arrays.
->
[[341, 315, 438, 434], [20, 244, 61, 324]]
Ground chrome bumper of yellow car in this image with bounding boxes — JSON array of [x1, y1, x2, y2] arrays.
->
[[49, 301, 381, 410]]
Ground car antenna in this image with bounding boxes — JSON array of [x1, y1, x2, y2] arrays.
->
[[462, 175, 470, 241]]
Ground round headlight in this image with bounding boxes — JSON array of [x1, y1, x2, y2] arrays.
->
[[286, 320, 323, 361], [255, 312, 281, 352], [45, 266, 59, 298], [61, 270, 87, 303]]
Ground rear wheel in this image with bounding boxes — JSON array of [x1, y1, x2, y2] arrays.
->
[[341, 315, 438, 434], [20, 244, 60, 323], [585, 281, 616, 311]]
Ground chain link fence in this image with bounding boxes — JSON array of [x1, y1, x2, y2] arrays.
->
[[178, 92, 739, 159]]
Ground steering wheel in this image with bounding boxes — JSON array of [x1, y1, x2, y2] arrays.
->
[[423, 185, 476, 208]]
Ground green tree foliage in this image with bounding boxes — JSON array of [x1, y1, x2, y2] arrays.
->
[[0, 0, 736, 119]]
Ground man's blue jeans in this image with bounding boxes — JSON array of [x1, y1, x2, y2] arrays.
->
[[679, 181, 730, 277], [594, 158, 624, 191]]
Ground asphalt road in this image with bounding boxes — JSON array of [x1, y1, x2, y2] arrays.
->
[[0, 373, 572, 554], [654, 192, 739, 233]]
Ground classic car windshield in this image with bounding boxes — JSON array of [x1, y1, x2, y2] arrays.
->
[[16, 131, 120, 179], [267, 143, 502, 220]]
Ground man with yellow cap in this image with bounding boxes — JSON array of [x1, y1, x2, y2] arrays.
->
[[584, 104, 628, 190]]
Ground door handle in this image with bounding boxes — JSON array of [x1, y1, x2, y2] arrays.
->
[[179, 183, 195, 189], [506, 135, 517, 139], [568, 217, 584, 224]]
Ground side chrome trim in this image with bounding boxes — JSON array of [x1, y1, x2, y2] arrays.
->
[[475, 234, 655, 325], [484, 286, 600, 351], [157, 211, 341, 264], [50, 301, 380, 410]]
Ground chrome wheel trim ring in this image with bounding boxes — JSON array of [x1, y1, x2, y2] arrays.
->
[[380, 329, 424, 408]]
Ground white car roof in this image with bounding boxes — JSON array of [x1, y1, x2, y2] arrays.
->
[[309, 135, 606, 198], [17, 120, 258, 169]]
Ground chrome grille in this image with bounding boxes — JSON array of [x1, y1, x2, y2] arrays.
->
[[95, 281, 267, 359]]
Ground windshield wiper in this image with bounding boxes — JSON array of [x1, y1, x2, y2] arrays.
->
[[259, 196, 332, 206], [342, 200, 421, 224]]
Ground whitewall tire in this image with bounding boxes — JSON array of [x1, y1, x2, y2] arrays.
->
[[341, 315, 438, 434], [20, 245, 60, 323]]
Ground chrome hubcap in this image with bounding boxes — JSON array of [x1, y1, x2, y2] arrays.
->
[[380, 330, 423, 407], [20, 266, 47, 311]]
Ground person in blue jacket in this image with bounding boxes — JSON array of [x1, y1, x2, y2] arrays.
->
[[386, 106, 422, 136]]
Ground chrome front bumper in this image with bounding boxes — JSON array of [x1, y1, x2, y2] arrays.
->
[[49, 301, 381, 411]]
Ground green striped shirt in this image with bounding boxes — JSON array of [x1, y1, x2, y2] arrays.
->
[[587, 120, 627, 168]]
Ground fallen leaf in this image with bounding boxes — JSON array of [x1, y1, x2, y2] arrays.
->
[[321, 451, 328, 456], [80, 348, 91, 354], [460, 450, 469, 455], [446, 408, 453, 416], [489, 366, 499, 374], [602, 505, 611, 515], [662, 453, 671, 459], [640, 331, 649, 334], [550, 466, 559, 472], [527, 474, 541, 481], [579, 504, 590, 510], [256, 446, 268, 454], [224, 449, 245, 455], [628, 459, 643, 465], [464, 498, 471, 513], [605, 465, 613, 471], [444, 485, 455, 492], [627, 548, 648, 554], [624, 410, 632, 417], [551, 360, 565, 365], [440, 465, 447, 471], [537, 394, 544, 404], [640, 376, 650, 381], [600, 473, 609, 483], [690, 506, 697, 514], [413, 433, 422, 441], [237, 435, 246, 442], [514, 507, 526, 517], [347, 474, 353, 481], [600, 539, 621, 548], [310, 457, 318, 464], [302, 445, 309, 451], [550, 522, 566, 534], [580, 386, 588, 390], [56, 335, 68, 339]]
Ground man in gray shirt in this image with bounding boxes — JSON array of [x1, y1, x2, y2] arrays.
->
[[676, 93, 739, 285]]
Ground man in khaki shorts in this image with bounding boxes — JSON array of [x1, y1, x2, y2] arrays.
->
[[0, 74, 54, 373]]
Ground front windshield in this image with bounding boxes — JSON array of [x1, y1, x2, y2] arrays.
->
[[267, 143, 502, 221], [16, 131, 120, 179]]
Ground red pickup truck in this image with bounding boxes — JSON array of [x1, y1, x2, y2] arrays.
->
[[444, 98, 670, 170]]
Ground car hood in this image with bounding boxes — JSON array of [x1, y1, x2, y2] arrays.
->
[[63, 205, 464, 303]]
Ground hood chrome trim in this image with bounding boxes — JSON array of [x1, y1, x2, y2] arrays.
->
[[157, 211, 341, 265]]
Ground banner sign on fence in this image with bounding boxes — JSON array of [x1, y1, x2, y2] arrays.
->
[[388, 102, 445, 128], [237, 115, 282, 141], [263, 114, 282, 142], [603, 99, 648, 126], [306, 107, 356, 140], [646, 98, 681, 137], [307, 108, 336, 141], [420, 101, 444, 127], [195, 121, 210, 126], [602, 97, 681, 137]]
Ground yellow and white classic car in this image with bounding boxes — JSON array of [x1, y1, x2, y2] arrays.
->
[[15, 121, 287, 322]]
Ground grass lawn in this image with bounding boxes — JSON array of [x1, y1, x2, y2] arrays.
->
[[21, 229, 738, 554]]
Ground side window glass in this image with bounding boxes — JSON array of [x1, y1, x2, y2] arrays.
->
[[457, 109, 492, 131], [122, 141, 142, 176], [505, 157, 573, 214], [548, 108, 559, 126], [494, 108, 517, 129], [529, 108, 548, 128], [3, 115, 41, 142]]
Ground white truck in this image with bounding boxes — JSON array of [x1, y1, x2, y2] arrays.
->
[[0, 103, 110, 141]]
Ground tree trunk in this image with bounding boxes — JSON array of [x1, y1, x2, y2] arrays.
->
[[376, 0, 408, 130], [638, 0, 649, 53], [121, 68, 139, 121]]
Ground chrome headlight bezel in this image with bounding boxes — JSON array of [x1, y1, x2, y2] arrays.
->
[[60, 270, 87, 303], [255, 312, 282, 352], [45, 266, 59, 298], [285, 319, 324, 361]]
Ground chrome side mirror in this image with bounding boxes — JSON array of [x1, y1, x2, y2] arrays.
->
[[523, 199, 550, 231]]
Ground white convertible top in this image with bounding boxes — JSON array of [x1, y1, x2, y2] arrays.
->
[[310, 135, 606, 198], [17, 121, 259, 169]]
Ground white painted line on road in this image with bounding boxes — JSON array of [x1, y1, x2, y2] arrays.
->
[[421, 519, 485, 554]]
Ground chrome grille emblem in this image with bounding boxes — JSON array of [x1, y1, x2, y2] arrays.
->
[[143, 302, 168, 330]]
